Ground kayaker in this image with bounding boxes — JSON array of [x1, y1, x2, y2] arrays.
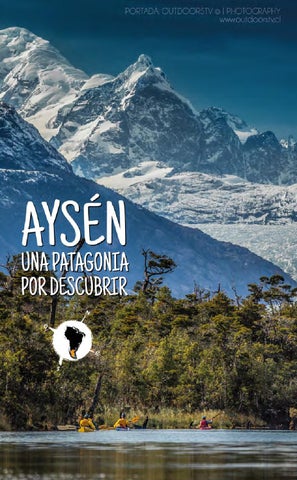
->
[[79, 414, 96, 432], [198, 416, 212, 429], [113, 412, 129, 429]]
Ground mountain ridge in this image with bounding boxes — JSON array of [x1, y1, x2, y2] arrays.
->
[[0, 101, 293, 297], [0, 27, 296, 186]]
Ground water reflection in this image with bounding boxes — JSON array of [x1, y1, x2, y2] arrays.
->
[[1, 430, 297, 479]]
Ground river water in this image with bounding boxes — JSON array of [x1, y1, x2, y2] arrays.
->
[[1, 429, 297, 479]]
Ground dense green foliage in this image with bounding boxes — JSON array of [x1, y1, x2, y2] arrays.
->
[[1, 254, 297, 430]]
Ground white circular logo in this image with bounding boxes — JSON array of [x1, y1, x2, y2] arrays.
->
[[52, 320, 92, 365]]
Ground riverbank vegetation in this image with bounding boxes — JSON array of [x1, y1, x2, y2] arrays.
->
[[1, 253, 297, 430]]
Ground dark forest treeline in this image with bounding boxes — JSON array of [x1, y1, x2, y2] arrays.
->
[[1, 253, 297, 430]]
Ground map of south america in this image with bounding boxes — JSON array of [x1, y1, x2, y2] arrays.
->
[[65, 326, 85, 359]]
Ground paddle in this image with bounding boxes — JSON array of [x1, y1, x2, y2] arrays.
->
[[129, 416, 140, 424], [127, 416, 140, 428], [212, 412, 224, 420]]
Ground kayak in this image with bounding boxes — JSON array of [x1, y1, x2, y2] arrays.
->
[[198, 426, 212, 430], [115, 427, 131, 431], [57, 425, 76, 431]]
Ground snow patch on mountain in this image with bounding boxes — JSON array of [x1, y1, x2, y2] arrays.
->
[[234, 128, 259, 143], [280, 135, 296, 149], [99, 161, 173, 189], [81, 74, 114, 91]]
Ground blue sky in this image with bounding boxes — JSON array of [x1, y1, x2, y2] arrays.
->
[[0, 0, 296, 138]]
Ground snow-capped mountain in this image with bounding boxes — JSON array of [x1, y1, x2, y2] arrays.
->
[[51, 53, 206, 180], [0, 28, 296, 186], [52, 60, 297, 185], [0, 102, 293, 297], [49, 56, 297, 186], [0, 27, 87, 140]]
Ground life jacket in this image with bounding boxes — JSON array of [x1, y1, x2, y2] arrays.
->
[[80, 418, 95, 430], [200, 419, 208, 428], [114, 418, 128, 429]]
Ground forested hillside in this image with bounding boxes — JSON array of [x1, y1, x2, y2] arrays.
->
[[1, 253, 297, 430]]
